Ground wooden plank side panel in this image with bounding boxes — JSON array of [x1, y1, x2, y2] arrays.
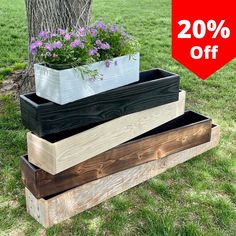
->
[[20, 97, 40, 135], [27, 133, 56, 174], [25, 188, 49, 227], [27, 91, 186, 174], [21, 157, 38, 196], [22, 113, 212, 199], [25, 126, 220, 227]]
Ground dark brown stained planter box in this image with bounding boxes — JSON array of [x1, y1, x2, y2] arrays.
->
[[21, 111, 212, 199], [20, 68, 180, 137]]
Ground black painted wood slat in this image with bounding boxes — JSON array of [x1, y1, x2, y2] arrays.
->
[[20, 68, 180, 137]]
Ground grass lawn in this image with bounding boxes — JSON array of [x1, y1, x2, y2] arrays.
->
[[0, 0, 235, 235]]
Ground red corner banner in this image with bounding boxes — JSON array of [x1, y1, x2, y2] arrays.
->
[[172, 0, 236, 80]]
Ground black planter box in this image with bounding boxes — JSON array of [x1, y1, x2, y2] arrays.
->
[[20, 68, 180, 137]]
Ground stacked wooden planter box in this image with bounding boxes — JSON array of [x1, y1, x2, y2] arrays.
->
[[20, 68, 220, 228]]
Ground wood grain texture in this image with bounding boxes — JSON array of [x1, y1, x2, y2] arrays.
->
[[20, 68, 180, 137], [22, 111, 212, 198], [27, 90, 186, 174], [25, 125, 220, 228]]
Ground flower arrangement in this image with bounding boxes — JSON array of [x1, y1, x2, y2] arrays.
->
[[30, 20, 139, 70]]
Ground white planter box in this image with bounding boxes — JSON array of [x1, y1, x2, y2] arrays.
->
[[35, 53, 140, 105]]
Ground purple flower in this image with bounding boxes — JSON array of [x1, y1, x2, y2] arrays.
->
[[70, 42, 77, 48], [64, 33, 71, 40], [43, 41, 62, 52], [57, 42, 63, 48], [45, 44, 54, 51], [78, 27, 86, 37], [53, 41, 63, 49], [96, 21, 107, 31], [58, 28, 66, 36], [35, 41, 43, 47], [70, 39, 84, 49], [51, 33, 57, 37], [90, 28, 97, 37], [88, 48, 98, 56], [38, 31, 48, 38], [96, 39, 102, 47], [100, 42, 110, 50], [30, 41, 42, 53], [30, 41, 40, 55], [105, 60, 110, 68], [110, 24, 118, 33], [31, 49, 37, 55], [96, 40, 110, 50], [30, 43, 36, 50]]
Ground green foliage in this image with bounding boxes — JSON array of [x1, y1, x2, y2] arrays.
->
[[0, 67, 12, 76], [12, 62, 27, 70], [30, 21, 139, 69]]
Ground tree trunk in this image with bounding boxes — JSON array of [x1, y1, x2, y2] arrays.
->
[[21, 0, 92, 93]]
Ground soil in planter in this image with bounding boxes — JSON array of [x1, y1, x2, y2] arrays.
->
[[43, 63, 74, 70]]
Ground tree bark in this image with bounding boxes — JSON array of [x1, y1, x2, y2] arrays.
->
[[21, 0, 92, 93]]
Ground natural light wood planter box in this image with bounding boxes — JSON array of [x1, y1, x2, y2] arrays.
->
[[20, 68, 180, 137], [25, 125, 220, 228], [35, 53, 140, 105], [22, 111, 212, 199], [27, 91, 186, 175]]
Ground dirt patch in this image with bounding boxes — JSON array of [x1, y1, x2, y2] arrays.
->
[[0, 70, 22, 97], [0, 200, 19, 209], [8, 229, 25, 236]]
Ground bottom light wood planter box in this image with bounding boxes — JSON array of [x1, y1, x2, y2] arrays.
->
[[25, 125, 220, 228], [27, 90, 186, 175], [22, 111, 212, 199]]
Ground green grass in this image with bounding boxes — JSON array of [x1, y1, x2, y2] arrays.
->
[[0, 0, 235, 235]]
